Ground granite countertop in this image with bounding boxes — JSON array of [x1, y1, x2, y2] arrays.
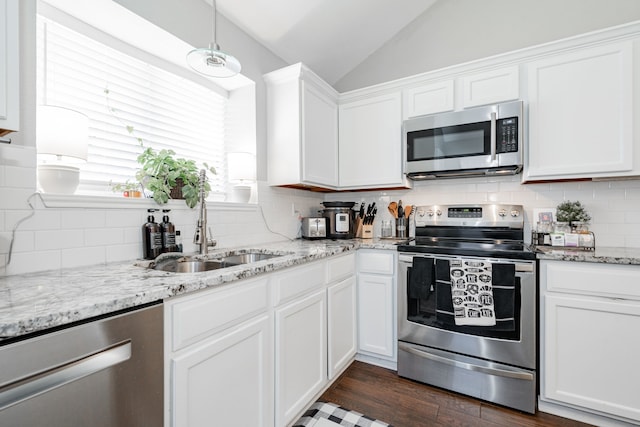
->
[[535, 246, 640, 265], [0, 238, 402, 342]]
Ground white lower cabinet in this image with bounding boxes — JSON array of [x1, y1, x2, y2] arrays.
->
[[165, 253, 357, 427], [327, 276, 357, 379], [165, 277, 273, 427], [274, 253, 355, 426], [171, 315, 272, 427], [540, 260, 640, 425], [275, 289, 327, 427], [356, 250, 396, 366]]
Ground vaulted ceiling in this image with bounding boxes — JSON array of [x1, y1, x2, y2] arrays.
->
[[216, 0, 438, 85]]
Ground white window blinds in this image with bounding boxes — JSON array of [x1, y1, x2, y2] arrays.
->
[[36, 14, 227, 196]]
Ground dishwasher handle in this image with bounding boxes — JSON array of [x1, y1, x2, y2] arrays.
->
[[0, 340, 132, 411]]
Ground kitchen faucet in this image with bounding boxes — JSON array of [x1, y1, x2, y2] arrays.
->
[[193, 169, 216, 255]]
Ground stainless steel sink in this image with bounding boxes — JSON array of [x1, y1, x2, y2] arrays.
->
[[217, 252, 281, 265], [149, 251, 288, 273]]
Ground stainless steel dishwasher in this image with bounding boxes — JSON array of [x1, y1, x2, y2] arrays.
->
[[0, 302, 163, 427]]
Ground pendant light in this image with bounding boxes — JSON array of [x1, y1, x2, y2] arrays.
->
[[186, 0, 241, 78]]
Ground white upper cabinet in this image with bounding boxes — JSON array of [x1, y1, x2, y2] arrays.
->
[[402, 80, 454, 119], [525, 41, 634, 181], [265, 63, 339, 189], [461, 65, 520, 108], [402, 66, 518, 120], [339, 91, 408, 189], [0, 0, 19, 135]]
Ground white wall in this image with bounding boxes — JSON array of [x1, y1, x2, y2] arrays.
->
[[335, 0, 640, 92]]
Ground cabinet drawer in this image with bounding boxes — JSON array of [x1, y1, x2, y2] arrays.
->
[[272, 260, 326, 306], [168, 278, 269, 352], [358, 250, 395, 275], [544, 260, 640, 300], [327, 253, 355, 283]]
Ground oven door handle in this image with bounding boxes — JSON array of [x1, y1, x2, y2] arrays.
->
[[399, 342, 534, 381]]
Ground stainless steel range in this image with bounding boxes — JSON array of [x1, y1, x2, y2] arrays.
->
[[396, 204, 537, 413]]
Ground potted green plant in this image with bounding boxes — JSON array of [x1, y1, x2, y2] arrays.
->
[[556, 200, 591, 229], [135, 147, 216, 208]]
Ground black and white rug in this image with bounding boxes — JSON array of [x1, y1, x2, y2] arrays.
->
[[293, 401, 392, 427]]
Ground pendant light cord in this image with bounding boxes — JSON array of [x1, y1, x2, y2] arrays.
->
[[212, 0, 217, 47]]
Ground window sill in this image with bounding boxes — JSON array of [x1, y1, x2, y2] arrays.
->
[[38, 193, 258, 212]]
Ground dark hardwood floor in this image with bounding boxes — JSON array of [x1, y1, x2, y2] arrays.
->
[[319, 361, 594, 427]]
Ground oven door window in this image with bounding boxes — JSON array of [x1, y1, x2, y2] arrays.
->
[[406, 262, 522, 341], [407, 120, 491, 162]]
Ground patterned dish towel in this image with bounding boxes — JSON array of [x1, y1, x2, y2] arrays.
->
[[293, 401, 392, 427], [448, 259, 496, 326]]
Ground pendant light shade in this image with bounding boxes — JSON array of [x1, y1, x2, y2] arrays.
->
[[187, 0, 241, 78]]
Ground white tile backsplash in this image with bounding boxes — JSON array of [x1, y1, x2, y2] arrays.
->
[[325, 174, 640, 248], [35, 229, 85, 251], [0, 172, 325, 275], [61, 246, 106, 269]]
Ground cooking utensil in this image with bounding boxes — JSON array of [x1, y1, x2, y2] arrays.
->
[[404, 205, 412, 218], [398, 200, 404, 218], [388, 202, 398, 218]]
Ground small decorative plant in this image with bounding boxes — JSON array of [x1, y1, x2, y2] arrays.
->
[[556, 200, 591, 225], [110, 180, 143, 198], [135, 147, 216, 208]]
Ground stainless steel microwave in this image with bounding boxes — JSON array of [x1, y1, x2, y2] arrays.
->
[[403, 100, 524, 180]]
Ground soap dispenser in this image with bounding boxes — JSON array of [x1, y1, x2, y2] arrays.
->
[[161, 209, 178, 253], [142, 209, 162, 260]]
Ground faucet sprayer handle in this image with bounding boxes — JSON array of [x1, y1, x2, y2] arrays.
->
[[207, 227, 216, 248]]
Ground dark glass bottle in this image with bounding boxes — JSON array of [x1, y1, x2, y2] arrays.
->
[[142, 210, 162, 260], [161, 211, 178, 253]]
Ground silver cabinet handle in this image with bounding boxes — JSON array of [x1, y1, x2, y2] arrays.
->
[[490, 112, 497, 162], [399, 342, 533, 381], [0, 340, 131, 410]]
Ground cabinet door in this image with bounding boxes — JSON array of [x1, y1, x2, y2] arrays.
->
[[275, 289, 327, 427], [338, 92, 404, 188], [403, 80, 454, 119], [461, 65, 519, 108], [171, 315, 273, 427], [0, 0, 19, 134], [526, 42, 633, 180], [357, 273, 395, 359], [544, 294, 640, 422], [302, 80, 338, 186], [328, 276, 357, 379]]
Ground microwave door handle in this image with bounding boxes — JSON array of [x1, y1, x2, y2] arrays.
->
[[490, 112, 497, 161]]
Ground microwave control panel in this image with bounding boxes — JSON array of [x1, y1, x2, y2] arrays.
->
[[497, 117, 518, 153]]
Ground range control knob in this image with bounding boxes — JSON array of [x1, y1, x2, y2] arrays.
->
[[417, 209, 425, 217], [436, 209, 442, 216], [511, 209, 520, 217], [498, 209, 507, 217], [426, 209, 434, 217]]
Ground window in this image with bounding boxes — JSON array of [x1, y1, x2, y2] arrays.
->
[[36, 11, 230, 199]]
